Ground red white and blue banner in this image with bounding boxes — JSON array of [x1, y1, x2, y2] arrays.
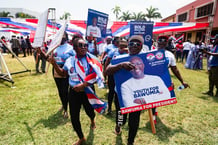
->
[[0, 18, 209, 38], [111, 50, 176, 114]]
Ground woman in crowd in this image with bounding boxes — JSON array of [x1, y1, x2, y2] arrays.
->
[[48, 32, 75, 118], [49, 37, 104, 145]]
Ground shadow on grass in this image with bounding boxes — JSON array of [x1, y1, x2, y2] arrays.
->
[[141, 116, 189, 143], [0, 79, 14, 88], [23, 122, 36, 145], [86, 128, 94, 145], [32, 110, 69, 129], [23, 111, 69, 144], [115, 133, 123, 145], [199, 95, 218, 103]]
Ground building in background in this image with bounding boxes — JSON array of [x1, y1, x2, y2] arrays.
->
[[161, 0, 218, 43]]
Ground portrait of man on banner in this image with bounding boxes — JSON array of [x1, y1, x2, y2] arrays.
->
[[86, 9, 108, 39], [111, 50, 176, 114]]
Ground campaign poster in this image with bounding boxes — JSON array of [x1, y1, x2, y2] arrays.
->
[[86, 9, 108, 39], [32, 9, 49, 48], [130, 21, 153, 50], [111, 50, 176, 114]]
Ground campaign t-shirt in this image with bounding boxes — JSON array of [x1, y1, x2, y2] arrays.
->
[[53, 43, 75, 65]]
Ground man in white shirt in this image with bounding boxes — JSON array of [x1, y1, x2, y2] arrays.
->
[[86, 17, 101, 38], [182, 40, 191, 63]]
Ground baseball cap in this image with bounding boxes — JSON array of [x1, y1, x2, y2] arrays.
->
[[129, 35, 144, 44]]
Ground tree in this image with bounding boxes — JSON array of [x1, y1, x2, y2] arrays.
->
[[15, 12, 36, 18], [60, 12, 71, 20], [111, 5, 121, 21], [131, 12, 146, 21], [119, 11, 132, 21], [145, 6, 162, 21], [0, 11, 13, 18]]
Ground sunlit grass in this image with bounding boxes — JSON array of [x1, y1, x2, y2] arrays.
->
[[0, 54, 217, 145]]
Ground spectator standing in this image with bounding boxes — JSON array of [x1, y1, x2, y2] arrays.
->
[[20, 36, 27, 57]]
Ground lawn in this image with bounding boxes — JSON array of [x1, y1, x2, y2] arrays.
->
[[0, 54, 217, 145]]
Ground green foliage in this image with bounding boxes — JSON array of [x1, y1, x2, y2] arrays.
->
[[112, 5, 121, 21], [145, 6, 162, 21], [15, 12, 36, 18], [0, 55, 217, 144], [131, 12, 146, 21], [60, 12, 71, 20], [119, 11, 132, 21], [0, 11, 13, 18]]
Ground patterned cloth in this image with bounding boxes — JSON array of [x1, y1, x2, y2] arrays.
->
[[75, 53, 107, 114]]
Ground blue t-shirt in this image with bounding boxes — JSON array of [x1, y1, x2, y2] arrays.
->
[[53, 43, 75, 65], [63, 55, 93, 87], [104, 44, 118, 54], [209, 45, 218, 67], [108, 48, 127, 59], [88, 42, 95, 55]]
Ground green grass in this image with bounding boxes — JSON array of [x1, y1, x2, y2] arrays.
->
[[0, 54, 218, 145]]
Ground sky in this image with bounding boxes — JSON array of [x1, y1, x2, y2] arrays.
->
[[1, 0, 196, 21]]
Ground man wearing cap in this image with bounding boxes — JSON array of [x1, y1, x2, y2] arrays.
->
[[201, 34, 218, 97], [105, 35, 148, 145]]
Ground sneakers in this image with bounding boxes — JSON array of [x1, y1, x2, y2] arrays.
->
[[202, 91, 214, 96], [115, 125, 121, 135]]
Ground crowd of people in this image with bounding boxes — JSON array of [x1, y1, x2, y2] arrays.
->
[[1, 32, 217, 145]]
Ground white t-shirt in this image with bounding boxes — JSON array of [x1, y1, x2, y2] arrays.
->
[[86, 25, 101, 38], [165, 50, 176, 67], [121, 75, 170, 107], [183, 42, 191, 51]]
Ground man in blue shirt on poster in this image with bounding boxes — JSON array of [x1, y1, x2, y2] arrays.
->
[[86, 17, 101, 38]]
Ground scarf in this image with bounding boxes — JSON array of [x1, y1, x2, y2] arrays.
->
[[75, 53, 107, 114]]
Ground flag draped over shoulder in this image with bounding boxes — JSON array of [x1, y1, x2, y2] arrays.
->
[[75, 53, 107, 114]]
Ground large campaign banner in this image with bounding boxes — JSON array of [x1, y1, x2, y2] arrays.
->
[[86, 9, 108, 38], [130, 21, 153, 50], [111, 50, 176, 114], [32, 9, 49, 48]]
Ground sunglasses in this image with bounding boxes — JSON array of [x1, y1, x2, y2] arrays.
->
[[78, 43, 88, 48], [128, 42, 142, 47], [158, 38, 168, 43]]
